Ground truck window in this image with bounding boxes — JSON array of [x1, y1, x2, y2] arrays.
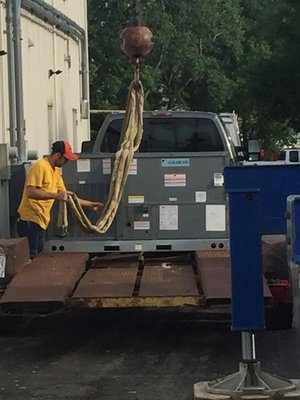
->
[[289, 151, 299, 163], [100, 119, 123, 153], [100, 117, 224, 153]]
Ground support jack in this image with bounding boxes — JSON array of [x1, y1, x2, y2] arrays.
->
[[194, 332, 299, 400]]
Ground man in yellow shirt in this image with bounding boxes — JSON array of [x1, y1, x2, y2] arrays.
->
[[17, 141, 103, 258]]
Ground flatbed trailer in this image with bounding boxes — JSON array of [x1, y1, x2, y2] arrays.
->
[[0, 248, 274, 319]]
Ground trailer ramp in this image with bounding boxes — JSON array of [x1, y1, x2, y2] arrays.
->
[[196, 250, 272, 302], [70, 253, 203, 309], [0, 253, 88, 313]]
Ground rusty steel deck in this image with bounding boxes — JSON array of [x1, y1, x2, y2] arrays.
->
[[195, 250, 272, 301], [195, 250, 232, 301], [0, 253, 88, 310], [0, 249, 272, 313], [70, 258, 204, 309], [73, 267, 139, 298], [139, 264, 199, 297]]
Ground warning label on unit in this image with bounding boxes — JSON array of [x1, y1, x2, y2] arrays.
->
[[134, 221, 150, 230], [164, 174, 186, 187], [128, 159, 137, 175], [159, 205, 178, 230], [206, 205, 226, 231], [102, 158, 111, 175], [77, 159, 91, 173], [195, 191, 207, 203], [214, 172, 224, 187], [128, 195, 144, 204]]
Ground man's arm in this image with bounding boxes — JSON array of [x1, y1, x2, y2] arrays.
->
[[28, 186, 104, 212], [78, 198, 104, 213], [27, 186, 72, 201]]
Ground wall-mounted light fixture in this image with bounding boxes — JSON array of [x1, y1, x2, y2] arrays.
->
[[0, 50, 7, 56], [49, 69, 62, 78]]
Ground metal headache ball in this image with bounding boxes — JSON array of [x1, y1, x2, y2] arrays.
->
[[120, 26, 153, 60]]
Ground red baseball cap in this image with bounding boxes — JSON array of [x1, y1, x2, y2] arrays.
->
[[63, 141, 78, 160], [52, 140, 78, 160]]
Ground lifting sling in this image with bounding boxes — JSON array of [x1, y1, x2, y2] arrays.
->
[[58, 80, 144, 234], [58, 18, 153, 235]]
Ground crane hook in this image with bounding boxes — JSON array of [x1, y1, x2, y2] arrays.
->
[[120, 1, 153, 90]]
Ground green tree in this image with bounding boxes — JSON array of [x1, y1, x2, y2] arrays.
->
[[88, 0, 244, 111], [88, 0, 300, 151], [235, 0, 300, 150]]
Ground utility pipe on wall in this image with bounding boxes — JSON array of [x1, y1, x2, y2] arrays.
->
[[12, 0, 26, 162], [6, 0, 17, 148]]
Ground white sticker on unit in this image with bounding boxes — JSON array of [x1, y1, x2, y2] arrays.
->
[[214, 172, 224, 187], [134, 221, 150, 230], [128, 195, 144, 204], [0, 254, 5, 278], [169, 197, 178, 202], [135, 243, 143, 251], [195, 191, 207, 203], [103, 158, 111, 175], [159, 205, 178, 230], [206, 205, 226, 231], [77, 159, 91, 172], [128, 159, 137, 175], [164, 174, 186, 187], [79, 180, 86, 184]]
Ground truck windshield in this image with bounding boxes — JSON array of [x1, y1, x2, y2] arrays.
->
[[100, 117, 224, 153]]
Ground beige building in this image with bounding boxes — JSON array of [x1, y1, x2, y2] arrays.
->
[[0, 0, 89, 160]]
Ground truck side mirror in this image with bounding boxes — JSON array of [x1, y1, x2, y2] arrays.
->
[[247, 139, 261, 161]]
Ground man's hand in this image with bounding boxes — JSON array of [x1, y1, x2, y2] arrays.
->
[[78, 198, 104, 213], [89, 201, 104, 213], [56, 190, 73, 201]]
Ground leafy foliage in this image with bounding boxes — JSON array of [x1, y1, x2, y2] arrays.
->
[[87, 0, 300, 151]]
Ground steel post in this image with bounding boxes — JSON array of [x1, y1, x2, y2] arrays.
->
[[0, 144, 11, 238], [12, 0, 26, 162], [241, 332, 256, 361]]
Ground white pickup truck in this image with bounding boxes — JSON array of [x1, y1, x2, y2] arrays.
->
[[244, 148, 300, 165], [278, 148, 300, 163]]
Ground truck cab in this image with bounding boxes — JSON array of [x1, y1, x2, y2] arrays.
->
[[94, 111, 237, 156]]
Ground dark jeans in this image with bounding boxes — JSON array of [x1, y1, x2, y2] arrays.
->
[[17, 220, 46, 259]]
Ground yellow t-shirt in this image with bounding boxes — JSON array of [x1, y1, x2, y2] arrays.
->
[[18, 158, 66, 229]]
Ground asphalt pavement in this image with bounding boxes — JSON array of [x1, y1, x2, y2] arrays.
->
[[0, 309, 299, 400]]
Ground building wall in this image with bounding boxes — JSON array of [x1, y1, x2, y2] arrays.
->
[[47, 0, 88, 28], [0, 0, 89, 158]]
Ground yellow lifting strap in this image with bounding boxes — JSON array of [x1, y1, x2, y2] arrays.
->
[[58, 80, 144, 234]]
